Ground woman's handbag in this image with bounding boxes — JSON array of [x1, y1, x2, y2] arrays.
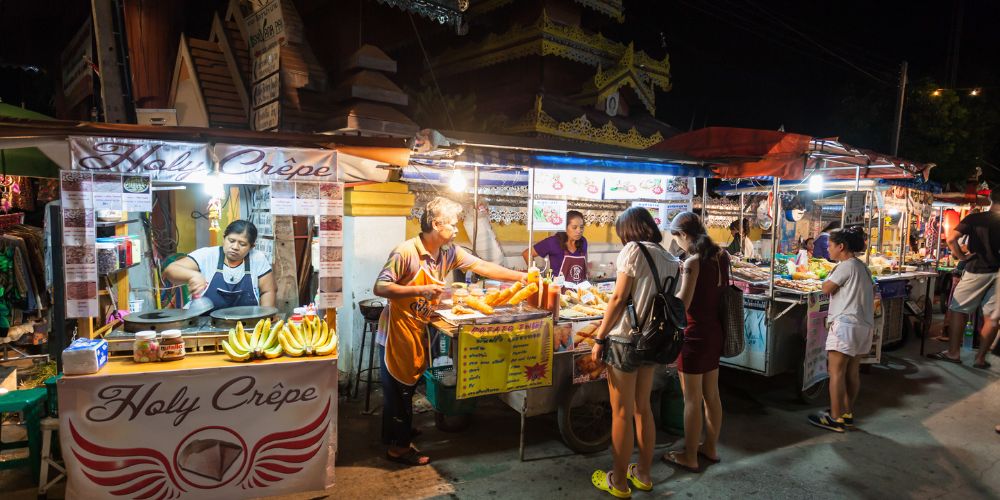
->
[[718, 253, 745, 358]]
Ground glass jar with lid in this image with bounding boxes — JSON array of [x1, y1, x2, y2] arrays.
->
[[133, 331, 159, 363], [158, 330, 186, 361]]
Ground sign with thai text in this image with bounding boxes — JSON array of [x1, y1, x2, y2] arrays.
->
[[252, 72, 281, 108], [456, 318, 553, 399], [244, 0, 286, 57], [802, 292, 830, 391]]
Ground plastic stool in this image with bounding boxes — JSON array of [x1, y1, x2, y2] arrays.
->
[[0, 387, 47, 480], [37, 417, 64, 498], [352, 317, 381, 413]]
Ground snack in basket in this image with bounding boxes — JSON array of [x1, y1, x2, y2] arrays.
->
[[508, 283, 539, 305], [483, 289, 501, 306], [464, 296, 495, 314], [451, 304, 477, 316], [493, 282, 523, 305]]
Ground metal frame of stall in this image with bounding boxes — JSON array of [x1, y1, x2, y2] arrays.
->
[[409, 139, 711, 459]]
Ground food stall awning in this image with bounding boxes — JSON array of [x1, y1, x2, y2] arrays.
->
[[409, 129, 711, 177], [0, 117, 413, 182], [651, 127, 930, 181]]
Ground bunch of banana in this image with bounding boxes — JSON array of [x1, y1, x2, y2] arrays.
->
[[222, 319, 284, 362], [278, 316, 338, 357]]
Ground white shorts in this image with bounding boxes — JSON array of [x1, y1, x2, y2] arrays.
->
[[949, 271, 997, 317], [825, 317, 874, 357]]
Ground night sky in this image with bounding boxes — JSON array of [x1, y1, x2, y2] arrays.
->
[[624, 0, 1000, 154]]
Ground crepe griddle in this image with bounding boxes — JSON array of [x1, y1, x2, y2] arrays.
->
[[210, 306, 278, 328], [124, 308, 201, 332]]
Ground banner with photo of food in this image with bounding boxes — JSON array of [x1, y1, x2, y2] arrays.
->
[[60, 171, 98, 318], [530, 198, 568, 232]]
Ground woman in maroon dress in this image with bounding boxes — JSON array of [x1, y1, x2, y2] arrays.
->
[[663, 212, 729, 473]]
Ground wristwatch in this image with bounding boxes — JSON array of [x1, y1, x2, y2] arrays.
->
[[595, 337, 607, 346]]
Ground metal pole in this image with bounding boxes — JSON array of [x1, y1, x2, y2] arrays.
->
[[739, 189, 745, 257], [891, 61, 908, 157], [865, 190, 874, 265], [50, 205, 67, 372], [934, 207, 943, 267], [768, 178, 780, 302], [877, 195, 885, 254], [701, 177, 709, 220], [472, 166, 480, 256], [899, 207, 910, 271], [855, 165, 861, 191], [527, 168, 535, 266]]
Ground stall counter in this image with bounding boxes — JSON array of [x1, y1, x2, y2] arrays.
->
[[58, 353, 338, 499]]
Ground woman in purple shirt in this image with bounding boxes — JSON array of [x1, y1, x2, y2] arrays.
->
[[523, 210, 589, 283]]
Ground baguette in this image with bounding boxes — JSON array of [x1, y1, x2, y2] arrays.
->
[[464, 296, 495, 315], [508, 283, 539, 305]]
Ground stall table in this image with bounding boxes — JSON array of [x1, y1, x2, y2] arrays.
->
[[58, 353, 338, 499]]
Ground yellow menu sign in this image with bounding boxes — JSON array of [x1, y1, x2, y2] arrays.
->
[[456, 317, 553, 399]]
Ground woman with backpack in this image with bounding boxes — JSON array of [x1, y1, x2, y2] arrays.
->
[[663, 212, 729, 473], [590, 207, 681, 497]]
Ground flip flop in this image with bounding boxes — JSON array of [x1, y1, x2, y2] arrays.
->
[[928, 351, 962, 364], [662, 451, 702, 473], [626, 463, 652, 491], [973, 361, 992, 369], [385, 447, 430, 466], [591, 470, 632, 499], [698, 451, 721, 464]]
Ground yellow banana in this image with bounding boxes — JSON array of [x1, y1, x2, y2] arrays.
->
[[315, 321, 328, 348], [228, 328, 249, 353], [266, 320, 283, 349], [248, 321, 261, 349], [287, 322, 304, 347], [222, 340, 251, 361], [283, 325, 304, 350], [279, 331, 304, 356], [263, 343, 283, 359], [316, 334, 338, 356], [252, 319, 263, 341]]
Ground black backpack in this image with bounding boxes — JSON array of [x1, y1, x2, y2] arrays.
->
[[626, 243, 687, 364]]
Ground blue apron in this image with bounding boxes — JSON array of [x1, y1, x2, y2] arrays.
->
[[203, 247, 259, 310]]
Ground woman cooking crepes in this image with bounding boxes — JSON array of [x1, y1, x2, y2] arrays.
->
[[164, 220, 276, 310], [523, 210, 589, 283]]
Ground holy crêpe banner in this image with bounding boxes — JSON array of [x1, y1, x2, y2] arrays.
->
[[58, 358, 337, 499], [456, 317, 553, 400], [68, 136, 337, 184]]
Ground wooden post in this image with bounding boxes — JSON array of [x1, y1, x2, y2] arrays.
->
[[273, 215, 299, 313], [91, 0, 130, 123]]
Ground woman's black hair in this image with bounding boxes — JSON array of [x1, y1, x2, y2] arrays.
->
[[557, 210, 586, 251], [616, 207, 663, 245], [729, 218, 750, 233], [223, 220, 258, 245], [829, 226, 866, 253], [821, 220, 841, 233], [670, 212, 720, 261]]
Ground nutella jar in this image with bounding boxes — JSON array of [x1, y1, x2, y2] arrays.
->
[[158, 330, 186, 361]]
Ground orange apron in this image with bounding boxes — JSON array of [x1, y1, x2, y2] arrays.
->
[[384, 267, 444, 385]]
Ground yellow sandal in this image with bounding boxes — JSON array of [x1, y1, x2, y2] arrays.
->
[[591, 470, 632, 498], [626, 463, 653, 491]]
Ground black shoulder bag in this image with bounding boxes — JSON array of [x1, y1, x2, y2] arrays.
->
[[625, 243, 687, 364]]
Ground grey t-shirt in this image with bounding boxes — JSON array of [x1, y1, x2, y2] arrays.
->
[[827, 257, 874, 327], [609, 242, 681, 338]]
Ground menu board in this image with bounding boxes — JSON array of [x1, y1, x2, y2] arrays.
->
[[843, 191, 867, 227], [632, 201, 692, 231], [91, 173, 152, 212], [60, 171, 98, 318], [456, 318, 554, 399], [530, 199, 567, 232], [315, 182, 344, 309], [531, 169, 604, 199], [605, 174, 693, 201], [802, 293, 830, 391]]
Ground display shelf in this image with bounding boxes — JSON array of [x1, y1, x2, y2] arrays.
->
[[98, 261, 141, 277]]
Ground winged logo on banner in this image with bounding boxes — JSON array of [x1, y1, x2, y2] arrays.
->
[[69, 399, 332, 498]]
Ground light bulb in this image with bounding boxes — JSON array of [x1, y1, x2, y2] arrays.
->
[[205, 175, 226, 199], [808, 174, 824, 193], [448, 168, 467, 192]]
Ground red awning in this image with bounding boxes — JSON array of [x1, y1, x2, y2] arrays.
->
[[651, 127, 812, 178]]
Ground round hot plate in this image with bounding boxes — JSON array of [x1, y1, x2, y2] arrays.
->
[[210, 306, 279, 327], [124, 308, 201, 332]]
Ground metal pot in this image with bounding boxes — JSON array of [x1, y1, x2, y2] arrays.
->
[[359, 298, 386, 322]]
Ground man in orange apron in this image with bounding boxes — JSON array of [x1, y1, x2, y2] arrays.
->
[[374, 197, 526, 466]]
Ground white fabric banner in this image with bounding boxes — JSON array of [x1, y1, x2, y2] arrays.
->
[[59, 358, 338, 499], [69, 137, 339, 185]]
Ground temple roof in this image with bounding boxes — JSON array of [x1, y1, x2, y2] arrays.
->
[[470, 0, 624, 22]]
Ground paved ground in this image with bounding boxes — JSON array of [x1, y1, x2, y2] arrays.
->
[[5, 327, 999, 499]]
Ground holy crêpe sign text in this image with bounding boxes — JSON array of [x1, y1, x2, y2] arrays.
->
[[58, 359, 338, 499], [68, 136, 338, 184]]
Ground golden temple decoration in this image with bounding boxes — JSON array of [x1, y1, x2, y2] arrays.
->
[[593, 43, 671, 115], [433, 11, 670, 91], [506, 95, 664, 149], [572, 0, 625, 22]]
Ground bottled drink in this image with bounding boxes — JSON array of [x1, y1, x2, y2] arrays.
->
[[963, 321, 975, 350]]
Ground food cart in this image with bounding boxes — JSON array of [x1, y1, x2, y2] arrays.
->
[[0, 119, 409, 498], [661, 130, 934, 402], [407, 133, 710, 458]]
